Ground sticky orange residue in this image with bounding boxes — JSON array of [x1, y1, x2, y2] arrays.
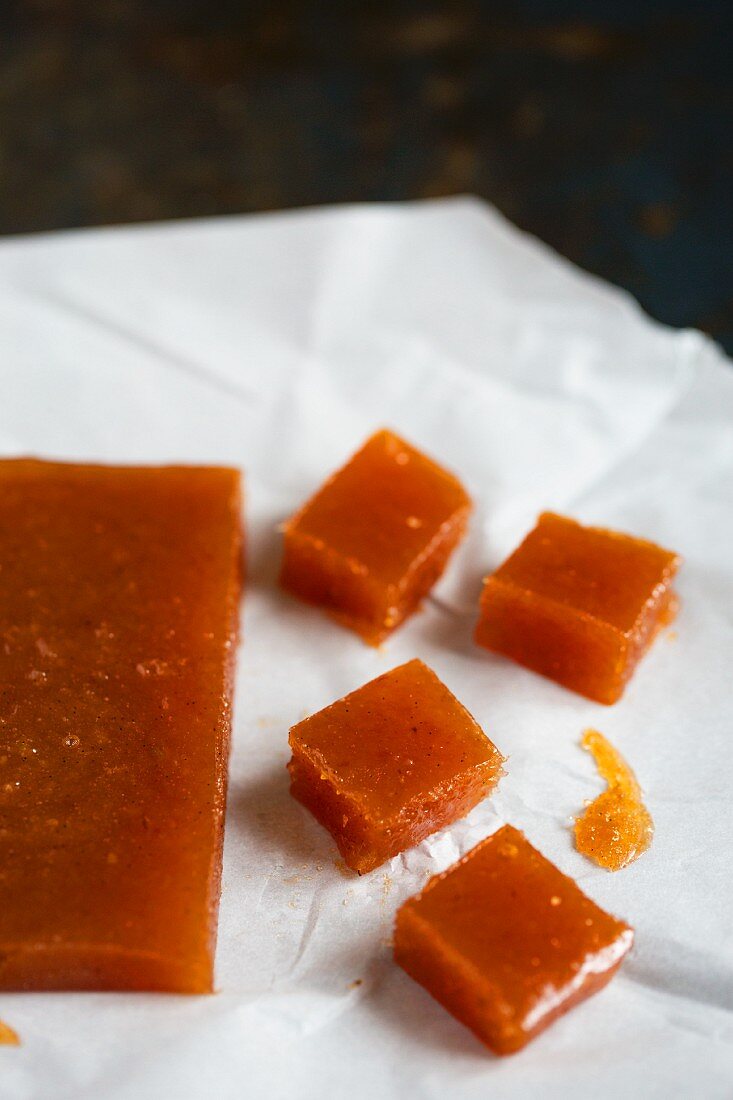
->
[[575, 729, 654, 871], [0, 1020, 20, 1046]]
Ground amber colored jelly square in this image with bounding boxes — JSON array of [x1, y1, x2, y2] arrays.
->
[[287, 659, 504, 874], [0, 459, 242, 993], [475, 512, 680, 704], [280, 430, 471, 644], [394, 824, 633, 1055]]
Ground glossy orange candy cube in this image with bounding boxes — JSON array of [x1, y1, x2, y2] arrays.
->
[[475, 512, 680, 704], [394, 825, 633, 1055], [0, 459, 242, 992], [288, 660, 504, 874], [280, 430, 471, 644]]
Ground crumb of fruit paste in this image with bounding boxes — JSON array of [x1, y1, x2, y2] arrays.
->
[[575, 729, 653, 871], [0, 1020, 20, 1046]]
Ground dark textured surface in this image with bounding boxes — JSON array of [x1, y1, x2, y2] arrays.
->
[[2, 1, 732, 352]]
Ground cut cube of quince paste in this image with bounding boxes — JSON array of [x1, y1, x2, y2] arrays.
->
[[280, 430, 471, 644], [288, 659, 504, 874]]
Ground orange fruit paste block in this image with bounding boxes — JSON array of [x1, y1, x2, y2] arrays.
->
[[280, 430, 471, 644], [395, 824, 633, 1055], [0, 459, 242, 993], [575, 729, 654, 871], [288, 660, 504, 874], [475, 512, 680, 704]]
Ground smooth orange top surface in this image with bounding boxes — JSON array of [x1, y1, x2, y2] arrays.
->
[[286, 430, 471, 585], [0, 459, 242, 992], [494, 512, 679, 632], [398, 825, 632, 1051], [290, 659, 502, 823], [575, 729, 654, 871]]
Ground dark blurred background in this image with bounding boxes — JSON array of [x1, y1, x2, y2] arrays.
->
[[3, 1, 732, 351]]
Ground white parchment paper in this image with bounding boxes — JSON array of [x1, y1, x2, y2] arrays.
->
[[0, 197, 731, 1099]]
